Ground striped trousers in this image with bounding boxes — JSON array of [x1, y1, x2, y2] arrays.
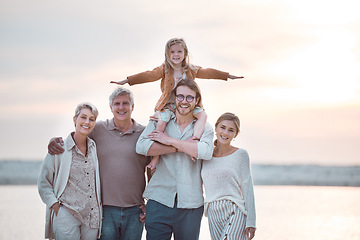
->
[[207, 200, 247, 240]]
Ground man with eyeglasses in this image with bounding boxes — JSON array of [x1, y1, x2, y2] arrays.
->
[[136, 78, 214, 240]]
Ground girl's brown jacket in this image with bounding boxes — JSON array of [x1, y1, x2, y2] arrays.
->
[[127, 64, 229, 111]]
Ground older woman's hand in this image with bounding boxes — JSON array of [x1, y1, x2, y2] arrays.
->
[[51, 202, 61, 216]]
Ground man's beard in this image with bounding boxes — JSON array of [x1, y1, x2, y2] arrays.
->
[[176, 103, 194, 116]]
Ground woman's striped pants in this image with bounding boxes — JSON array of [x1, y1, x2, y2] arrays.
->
[[207, 200, 247, 240]]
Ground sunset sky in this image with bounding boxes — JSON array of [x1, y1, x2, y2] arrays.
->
[[1, 0, 359, 165]]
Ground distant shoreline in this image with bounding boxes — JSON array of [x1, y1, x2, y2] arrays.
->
[[1, 160, 359, 186]]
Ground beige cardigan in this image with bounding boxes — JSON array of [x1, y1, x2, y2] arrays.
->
[[127, 64, 229, 111], [37, 134, 102, 239]]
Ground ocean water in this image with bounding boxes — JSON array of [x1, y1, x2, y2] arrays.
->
[[1, 185, 359, 240], [2, 161, 360, 186]]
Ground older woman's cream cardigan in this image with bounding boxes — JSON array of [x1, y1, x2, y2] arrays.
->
[[37, 134, 102, 239]]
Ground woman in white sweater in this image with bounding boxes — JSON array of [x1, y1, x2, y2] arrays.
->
[[201, 112, 256, 240], [38, 103, 102, 240]]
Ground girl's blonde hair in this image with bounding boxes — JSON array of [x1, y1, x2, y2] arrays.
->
[[214, 112, 240, 146], [164, 38, 191, 73]]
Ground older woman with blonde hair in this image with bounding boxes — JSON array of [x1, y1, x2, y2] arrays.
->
[[38, 102, 102, 240], [201, 112, 256, 240]]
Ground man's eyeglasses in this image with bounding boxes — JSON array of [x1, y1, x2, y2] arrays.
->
[[175, 94, 195, 103]]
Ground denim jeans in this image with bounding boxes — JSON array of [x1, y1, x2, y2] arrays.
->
[[145, 200, 204, 240], [100, 205, 144, 240]]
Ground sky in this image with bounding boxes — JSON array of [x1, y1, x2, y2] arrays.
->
[[0, 0, 359, 166]]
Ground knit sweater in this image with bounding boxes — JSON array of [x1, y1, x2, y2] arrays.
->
[[201, 148, 256, 229]]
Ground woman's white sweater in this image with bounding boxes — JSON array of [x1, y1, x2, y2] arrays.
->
[[201, 148, 256, 228]]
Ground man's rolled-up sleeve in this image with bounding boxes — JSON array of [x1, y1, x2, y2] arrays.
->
[[196, 123, 214, 160], [136, 121, 156, 156]]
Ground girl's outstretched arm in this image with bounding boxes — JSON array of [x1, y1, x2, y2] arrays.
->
[[228, 74, 244, 79], [110, 79, 129, 85]]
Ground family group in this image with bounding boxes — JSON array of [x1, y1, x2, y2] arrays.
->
[[38, 38, 256, 240]]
